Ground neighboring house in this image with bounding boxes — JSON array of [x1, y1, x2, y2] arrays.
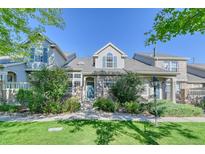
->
[[133, 52, 205, 102], [0, 35, 204, 104], [187, 64, 205, 99], [0, 37, 76, 102], [64, 43, 177, 102]]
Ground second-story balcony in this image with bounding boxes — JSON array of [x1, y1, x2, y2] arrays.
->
[[26, 62, 48, 70], [2, 82, 30, 90]]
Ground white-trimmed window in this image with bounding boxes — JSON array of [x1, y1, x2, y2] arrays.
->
[[103, 52, 117, 68], [30, 47, 49, 63], [74, 73, 81, 78], [71, 72, 82, 89], [74, 81, 81, 87], [163, 61, 178, 72]]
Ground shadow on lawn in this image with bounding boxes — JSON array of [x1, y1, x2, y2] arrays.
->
[[58, 120, 199, 145], [0, 121, 37, 136], [0, 120, 199, 145]]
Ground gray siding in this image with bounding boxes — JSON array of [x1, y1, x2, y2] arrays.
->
[[3, 64, 27, 82]]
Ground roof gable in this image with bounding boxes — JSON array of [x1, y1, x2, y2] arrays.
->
[[93, 42, 128, 57], [24, 33, 68, 61]]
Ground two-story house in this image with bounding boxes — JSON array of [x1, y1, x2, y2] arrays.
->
[[64, 43, 178, 102], [133, 52, 205, 102], [0, 37, 76, 102], [1, 34, 204, 104]]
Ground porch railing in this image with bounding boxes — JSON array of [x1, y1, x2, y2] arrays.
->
[[2, 82, 30, 90], [188, 88, 205, 97]]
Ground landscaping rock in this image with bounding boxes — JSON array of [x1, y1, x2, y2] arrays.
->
[[48, 127, 63, 132]]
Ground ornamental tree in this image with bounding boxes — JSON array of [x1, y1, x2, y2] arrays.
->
[[111, 72, 144, 104], [0, 9, 65, 57]]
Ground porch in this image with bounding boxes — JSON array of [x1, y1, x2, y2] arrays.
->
[[0, 71, 30, 102], [70, 73, 177, 103]]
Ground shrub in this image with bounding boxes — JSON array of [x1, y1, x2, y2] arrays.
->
[[125, 101, 140, 114], [139, 102, 152, 113], [44, 102, 62, 114], [62, 97, 81, 113], [30, 67, 70, 103], [0, 104, 20, 113], [28, 93, 44, 113], [149, 100, 203, 117], [93, 98, 116, 112], [28, 67, 70, 114], [194, 100, 205, 110], [114, 101, 120, 112], [111, 72, 144, 104], [16, 89, 33, 107], [202, 100, 205, 110]]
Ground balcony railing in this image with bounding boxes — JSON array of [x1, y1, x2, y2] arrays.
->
[[2, 82, 30, 90]]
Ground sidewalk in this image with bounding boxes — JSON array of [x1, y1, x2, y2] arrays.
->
[[1, 111, 205, 122]]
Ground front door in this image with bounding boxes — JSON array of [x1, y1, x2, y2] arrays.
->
[[86, 81, 94, 99]]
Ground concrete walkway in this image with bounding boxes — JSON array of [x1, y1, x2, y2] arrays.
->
[[1, 111, 205, 122]]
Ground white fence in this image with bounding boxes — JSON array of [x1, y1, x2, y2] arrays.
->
[[2, 82, 30, 90]]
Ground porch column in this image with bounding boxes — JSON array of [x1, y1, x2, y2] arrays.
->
[[171, 77, 176, 103]]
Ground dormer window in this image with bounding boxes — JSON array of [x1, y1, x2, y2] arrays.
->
[[103, 52, 117, 68]]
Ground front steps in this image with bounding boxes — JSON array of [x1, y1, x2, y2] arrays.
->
[[80, 100, 95, 112]]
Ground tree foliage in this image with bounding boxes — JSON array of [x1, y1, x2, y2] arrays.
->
[[111, 72, 144, 104], [0, 8, 65, 57], [29, 67, 70, 113], [30, 67, 69, 103], [145, 8, 205, 46]]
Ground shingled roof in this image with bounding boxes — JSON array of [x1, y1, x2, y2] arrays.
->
[[188, 64, 205, 71], [65, 57, 177, 76], [135, 52, 189, 61], [187, 73, 205, 83]]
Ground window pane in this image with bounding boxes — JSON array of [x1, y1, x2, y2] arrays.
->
[[43, 48, 48, 63], [74, 81, 81, 87], [163, 61, 170, 71], [68, 73, 73, 78], [74, 74, 81, 78], [106, 53, 113, 68], [171, 61, 178, 72], [163, 61, 178, 72]]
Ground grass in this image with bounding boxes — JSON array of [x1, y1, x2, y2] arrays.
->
[[149, 100, 204, 117], [0, 120, 205, 145]]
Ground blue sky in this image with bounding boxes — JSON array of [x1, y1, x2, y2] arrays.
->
[[43, 9, 205, 63]]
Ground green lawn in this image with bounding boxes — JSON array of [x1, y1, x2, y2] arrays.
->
[[0, 120, 205, 145]]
